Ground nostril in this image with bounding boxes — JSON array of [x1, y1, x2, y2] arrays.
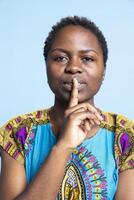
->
[[65, 65, 83, 74]]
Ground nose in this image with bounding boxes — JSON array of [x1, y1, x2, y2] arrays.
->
[[65, 58, 83, 74]]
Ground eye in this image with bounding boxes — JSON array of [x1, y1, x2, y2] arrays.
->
[[82, 56, 94, 63], [54, 56, 68, 63]]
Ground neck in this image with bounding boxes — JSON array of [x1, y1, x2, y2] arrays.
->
[[49, 97, 97, 138], [49, 99, 68, 127], [50, 97, 95, 125]]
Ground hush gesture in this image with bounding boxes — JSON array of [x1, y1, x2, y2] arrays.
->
[[58, 78, 103, 150]]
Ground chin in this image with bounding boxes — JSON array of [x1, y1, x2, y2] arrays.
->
[[78, 97, 94, 104], [56, 92, 93, 105]]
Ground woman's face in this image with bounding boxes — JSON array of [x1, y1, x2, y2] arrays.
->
[[46, 25, 105, 105]]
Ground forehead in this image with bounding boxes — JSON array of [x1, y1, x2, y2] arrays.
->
[[50, 25, 102, 52]]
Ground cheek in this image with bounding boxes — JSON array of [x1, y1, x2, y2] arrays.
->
[[87, 69, 103, 84], [46, 66, 62, 89], [86, 69, 104, 94], [47, 63, 63, 77]]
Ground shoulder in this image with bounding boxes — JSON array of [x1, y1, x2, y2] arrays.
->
[[101, 111, 134, 133], [101, 111, 134, 172], [0, 108, 51, 164]]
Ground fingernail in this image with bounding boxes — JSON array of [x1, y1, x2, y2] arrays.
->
[[72, 78, 77, 88], [95, 113, 103, 121], [99, 116, 103, 121], [97, 120, 101, 125]]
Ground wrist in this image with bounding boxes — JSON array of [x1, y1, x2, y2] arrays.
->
[[54, 141, 74, 156]]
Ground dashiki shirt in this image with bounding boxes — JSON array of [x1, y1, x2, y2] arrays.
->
[[0, 108, 134, 200]]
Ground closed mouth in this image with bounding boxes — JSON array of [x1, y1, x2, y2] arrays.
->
[[63, 79, 86, 85], [63, 81, 86, 91]]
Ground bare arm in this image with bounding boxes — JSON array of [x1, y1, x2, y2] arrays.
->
[[0, 149, 27, 200], [15, 78, 101, 200], [115, 169, 134, 200], [0, 78, 102, 200], [15, 143, 72, 200], [0, 144, 72, 200]]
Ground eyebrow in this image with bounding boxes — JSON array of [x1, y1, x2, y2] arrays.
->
[[49, 48, 98, 55]]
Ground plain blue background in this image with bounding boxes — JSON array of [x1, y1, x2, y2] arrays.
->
[[0, 0, 134, 128], [0, 0, 134, 172]]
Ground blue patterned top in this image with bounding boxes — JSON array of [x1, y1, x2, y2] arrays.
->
[[25, 122, 118, 200], [0, 109, 134, 199]]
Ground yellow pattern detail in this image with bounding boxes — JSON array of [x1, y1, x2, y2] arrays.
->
[[0, 108, 134, 172]]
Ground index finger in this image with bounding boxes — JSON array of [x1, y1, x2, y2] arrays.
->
[[68, 78, 78, 108]]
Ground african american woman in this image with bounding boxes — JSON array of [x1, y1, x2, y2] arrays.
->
[[0, 16, 134, 200]]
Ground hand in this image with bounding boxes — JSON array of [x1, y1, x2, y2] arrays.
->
[[57, 78, 103, 150]]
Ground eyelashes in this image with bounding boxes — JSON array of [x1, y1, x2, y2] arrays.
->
[[53, 56, 95, 64], [81, 56, 94, 63], [54, 56, 68, 63]]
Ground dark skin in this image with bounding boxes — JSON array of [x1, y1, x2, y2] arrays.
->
[[47, 25, 105, 106], [0, 25, 134, 200], [47, 25, 105, 137]]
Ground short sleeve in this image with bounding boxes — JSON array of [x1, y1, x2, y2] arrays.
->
[[0, 109, 50, 165], [0, 115, 31, 164], [114, 115, 134, 172], [0, 117, 26, 164]]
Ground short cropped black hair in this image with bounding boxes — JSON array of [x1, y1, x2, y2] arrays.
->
[[43, 16, 108, 67]]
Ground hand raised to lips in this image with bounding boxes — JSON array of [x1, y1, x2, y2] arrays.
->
[[68, 77, 102, 129], [57, 78, 103, 150], [68, 78, 78, 107], [63, 77, 87, 92]]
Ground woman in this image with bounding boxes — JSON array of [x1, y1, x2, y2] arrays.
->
[[0, 16, 134, 200]]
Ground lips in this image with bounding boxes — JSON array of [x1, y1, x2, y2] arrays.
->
[[62, 80, 86, 91]]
